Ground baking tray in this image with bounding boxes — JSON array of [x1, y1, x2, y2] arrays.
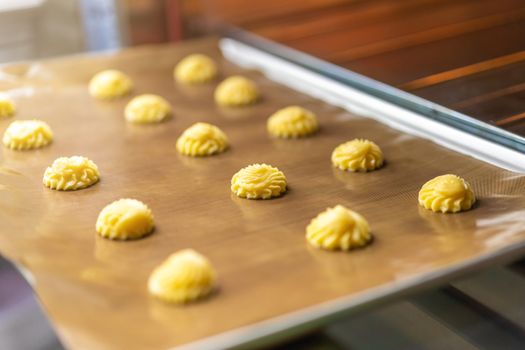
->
[[0, 37, 525, 349]]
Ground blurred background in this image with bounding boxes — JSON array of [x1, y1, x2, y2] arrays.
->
[[0, 0, 245, 62]]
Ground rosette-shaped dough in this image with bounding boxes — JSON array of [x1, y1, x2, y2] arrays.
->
[[96, 199, 154, 240], [148, 249, 217, 304], [418, 174, 476, 213], [332, 139, 384, 172], [176, 122, 229, 157], [2, 120, 53, 150], [174, 54, 218, 84], [306, 205, 372, 251], [3, 120, 53, 150], [125, 94, 172, 124], [267, 106, 319, 138], [215, 76, 259, 107], [0, 94, 15, 118], [43, 156, 100, 191], [89, 69, 133, 99], [231, 163, 287, 199]]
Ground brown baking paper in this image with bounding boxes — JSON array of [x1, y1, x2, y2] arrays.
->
[[0, 37, 524, 349]]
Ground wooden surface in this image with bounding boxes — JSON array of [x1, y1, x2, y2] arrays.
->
[[1, 37, 525, 349], [192, 0, 525, 136]]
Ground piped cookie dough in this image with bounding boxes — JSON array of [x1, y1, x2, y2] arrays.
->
[[418, 174, 476, 213], [306, 205, 372, 251], [267, 106, 319, 138], [215, 76, 259, 107], [89, 69, 133, 100], [148, 249, 217, 304], [96, 199, 154, 240], [176, 122, 229, 157], [43, 156, 100, 190], [174, 54, 218, 84], [0, 94, 15, 118], [125, 94, 172, 124], [231, 163, 287, 199], [3, 120, 53, 150], [332, 139, 384, 172]]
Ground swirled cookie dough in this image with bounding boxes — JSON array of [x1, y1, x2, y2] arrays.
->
[[148, 249, 217, 304], [176, 122, 229, 157], [125, 94, 172, 124], [419, 174, 476, 213], [3, 120, 53, 150], [0, 94, 15, 118], [332, 139, 384, 172], [267, 106, 319, 138], [96, 199, 154, 240], [43, 156, 100, 191], [306, 205, 372, 251], [231, 163, 287, 199], [174, 54, 218, 84], [215, 76, 259, 107], [89, 69, 133, 100]]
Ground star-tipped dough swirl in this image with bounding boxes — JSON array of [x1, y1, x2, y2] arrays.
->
[[89, 69, 133, 99], [43, 156, 100, 190], [306, 205, 372, 251], [125, 94, 172, 123], [231, 163, 287, 199], [176, 122, 229, 157], [418, 174, 476, 213], [148, 249, 217, 304], [0, 94, 15, 118], [96, 199, 155, 240], [3, 120, 53, 150], [332, 139, 384, 172], [174, 54, 218, 84], [214, 76, 259, 107], [267, 106, 319, 138]]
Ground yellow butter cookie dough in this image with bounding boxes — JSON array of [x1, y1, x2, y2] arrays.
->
[[89, 69, 133, 100], [3, 120, 53, 150], [231, 163, 287, 199], [306, 205, 372, 251], [96, 199, 154, 240], [215, 76, 259, 107], [176, 122, 229, 157], [267, 106, 319, 138], [125, 94, 172, 124], [174, 54, 218, 84], [148, 249, 217, 304], [418, 174, 476, 213], [0, 94, 15, 118], [332, 139, 384, 172], [43, 156, 100, 191]]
